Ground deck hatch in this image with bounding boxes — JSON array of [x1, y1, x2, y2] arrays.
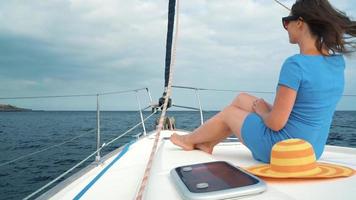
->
[[170, 161, 267, 200]]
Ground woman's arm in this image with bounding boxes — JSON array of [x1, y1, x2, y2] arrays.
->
[[253, 85, 297, 131]]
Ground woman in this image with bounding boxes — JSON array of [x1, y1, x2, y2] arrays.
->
[[170, 0, 356, 163]]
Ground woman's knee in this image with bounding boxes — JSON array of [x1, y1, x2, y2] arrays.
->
[[231, 93, 257, 110], [231, 92, 247, 107]]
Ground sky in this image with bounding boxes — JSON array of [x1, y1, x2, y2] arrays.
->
[[0, 0, 355, 111]]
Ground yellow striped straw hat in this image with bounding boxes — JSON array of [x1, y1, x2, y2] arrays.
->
[[247, 139, 354, 178]]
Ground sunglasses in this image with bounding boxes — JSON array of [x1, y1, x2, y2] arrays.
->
[[282, 15, 302, 30]]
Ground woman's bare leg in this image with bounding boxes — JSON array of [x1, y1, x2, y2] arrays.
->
[[232, 93, 258, 112], [193, 93, 263, 153], [170, 93, 273, 153], [170, 105, 250, 153], [232, 92, 273, 111]]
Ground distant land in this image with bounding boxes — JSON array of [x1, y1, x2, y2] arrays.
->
[[0, 104, 32, 112]]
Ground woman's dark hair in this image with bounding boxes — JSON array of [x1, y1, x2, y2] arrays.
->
[[291, 0, 356, 55]]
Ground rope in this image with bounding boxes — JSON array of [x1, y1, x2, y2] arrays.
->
[[0, 130, 94, 168], [23, 110, 159, 200], [135, 0, 180, 199]]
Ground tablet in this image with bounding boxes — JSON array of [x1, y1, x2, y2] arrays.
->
[[170, 161, 266, 200]]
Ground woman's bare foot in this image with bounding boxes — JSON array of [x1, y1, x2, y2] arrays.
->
[[170, 133, 194, 151], [195, 142, 215, 154]]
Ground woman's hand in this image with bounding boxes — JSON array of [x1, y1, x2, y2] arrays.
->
[[252, 98, 272, 119]]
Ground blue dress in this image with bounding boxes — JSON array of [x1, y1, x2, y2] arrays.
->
[[241, 54, 345, 163]]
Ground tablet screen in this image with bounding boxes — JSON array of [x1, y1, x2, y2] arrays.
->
[[175, 161, 259, 193]]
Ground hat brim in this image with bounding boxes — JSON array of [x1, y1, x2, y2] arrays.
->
[[247, 162, 355, 179]]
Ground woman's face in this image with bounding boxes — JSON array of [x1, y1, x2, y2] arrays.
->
[[286, 20, 301, 44], [283, 13, 304, 44]]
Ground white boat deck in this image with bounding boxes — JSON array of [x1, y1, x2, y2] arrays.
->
[[39, 130, 356, 200]]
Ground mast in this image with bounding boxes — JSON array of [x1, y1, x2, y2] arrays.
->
[[158, 0, 176, 110], [164, 0, 176, 89]]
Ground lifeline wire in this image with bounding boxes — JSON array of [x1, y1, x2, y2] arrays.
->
[[273, 0, 291, 11], [0, 130, 94, 168], [23, 109, 160, 200]]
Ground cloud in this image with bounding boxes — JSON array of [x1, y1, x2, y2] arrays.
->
[[0, 0, 355, 110]]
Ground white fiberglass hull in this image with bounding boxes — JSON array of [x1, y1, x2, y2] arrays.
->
[[38, 130, 356, 200]]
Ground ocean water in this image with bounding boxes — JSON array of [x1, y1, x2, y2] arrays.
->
[[0, 111, 355, 200]]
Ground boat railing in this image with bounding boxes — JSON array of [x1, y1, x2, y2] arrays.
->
[[24, 109, 160, 200], [171, 85, 276, 125], [0, 87, 161, 199], [172, 85, 356, 127], [2, 86, 355, 199]]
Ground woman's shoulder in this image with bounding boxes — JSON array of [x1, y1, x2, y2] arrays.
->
[[284, 53, 345, 67], [282, 54, 302, 67], [289, 53, 344, 60]]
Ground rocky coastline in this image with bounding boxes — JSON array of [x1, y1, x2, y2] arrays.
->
[[0, 104, 32, 112]]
